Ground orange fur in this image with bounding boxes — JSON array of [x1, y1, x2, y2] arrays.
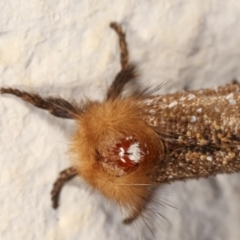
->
[[70, 97, 163, 217]]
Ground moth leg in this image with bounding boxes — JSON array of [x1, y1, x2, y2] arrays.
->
[[107, 23, 137, 100], [123, 211, 142, 224], [110, 22, 129, 70], [1, 88, 79, 119], [51, 167, 78, 209], [123, 188, 157, 224], [232, 79, 238, 84], [106, 65, 136, 99]]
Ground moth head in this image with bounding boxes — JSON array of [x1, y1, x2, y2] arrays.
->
[[70, 99, 162, 213], [96, 134, 150, 176]]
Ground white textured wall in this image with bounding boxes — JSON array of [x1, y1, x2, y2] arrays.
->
[[1, 1, 240, 240]]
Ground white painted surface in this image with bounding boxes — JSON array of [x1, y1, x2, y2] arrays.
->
[[1, 1, 240, 239]]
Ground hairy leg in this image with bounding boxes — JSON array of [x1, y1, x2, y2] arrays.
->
[[232, 79, 238, 84], [123, 211, 142, 224], [106, 65, 136, 99], [1, 88, 79, 119], [110, 22, 129, 70], [107, 22, 137, 100], [51, 167, 78, 209]]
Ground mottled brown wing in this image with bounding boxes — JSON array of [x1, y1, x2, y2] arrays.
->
[[141, 83, 240, 184]]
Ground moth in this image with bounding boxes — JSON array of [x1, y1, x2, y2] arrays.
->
[[1, 22, 240, 224]]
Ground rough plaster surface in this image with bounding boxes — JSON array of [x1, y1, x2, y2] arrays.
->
[[1, 1, 240, 240]]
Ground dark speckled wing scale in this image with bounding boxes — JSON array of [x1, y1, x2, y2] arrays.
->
[[141, 83, 240, 184]]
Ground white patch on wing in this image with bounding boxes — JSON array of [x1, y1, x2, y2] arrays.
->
[[190, 115, 196, 122], [127, 142, 141, 163], [226, 93, 236, 105], [188, 93, 196, 100], [168, 101, 178, 108]]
